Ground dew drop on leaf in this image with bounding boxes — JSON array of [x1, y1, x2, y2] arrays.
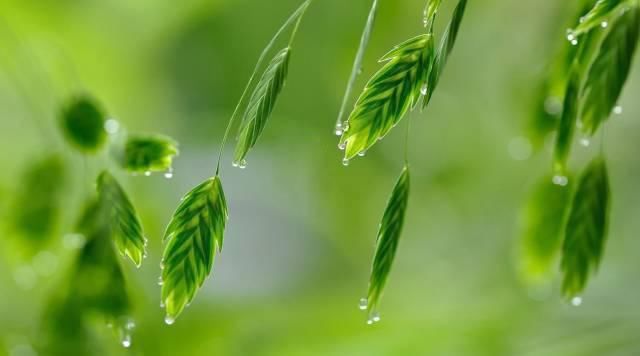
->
[[552, 175, 569, 186], [358, 298, 368, 310], [338, 142, 346, 151], [613, 105, 623, 115], [571, 296, 583, 307], [342, 158, 350, 167], [164, 315, 175, 325]]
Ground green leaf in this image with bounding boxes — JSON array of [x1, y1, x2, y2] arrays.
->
[[59, 95, 107, 152], [580, 5, 640, 135], [234, 48, 291, 165], [527, 0, 599, 146], [423, 0, 468, 107], [161, 176, 228, 322], [112, 134, 179, 175], [553, 70, 581, 175], [519, 176, 573, 284], [10, 154, 66, 250], [97, 171, 147, 267], [340, 35, 433, 160], [365, 166, 410, 321], [561, 157, 610, 298], [569, 0, 625, 38], [424, 0, 444, 30]]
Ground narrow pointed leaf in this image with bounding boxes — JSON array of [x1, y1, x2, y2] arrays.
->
[[570, 0, 625, 38], [561, 157, 610, 298], [59, 96, 107, 152], [424, 0, 467, 107], [366, 166, 410, 317], [519, 176, 573, 284], [341, 35, 433, 160], [553, 71, 580, 174], [112, 134, 179, 174], [424, 0, 444, 29], [161, 176, 228, 321], [580, 5, 640, 135], [97, 171, 147, 267], [234, 48, 291, 164]]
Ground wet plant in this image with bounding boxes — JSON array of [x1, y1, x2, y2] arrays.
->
[[520, 0, 639, 301]]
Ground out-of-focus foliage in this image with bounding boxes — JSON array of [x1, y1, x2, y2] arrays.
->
[[59, 96, 107, 153], [112, 134, 179, 175], [8, 154, 66, 254], [561, 158, 610, 298], [519, 175, 573, 284]]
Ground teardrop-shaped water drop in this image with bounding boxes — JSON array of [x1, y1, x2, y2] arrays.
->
[[121, 333, 132, 348], [338, 142, 346, 151], [358, 298, 368, 310], [342, 158, 350, 167], [238, 159, 247, 169], [571, 296, 583, 307], [164, 315, 175, 325]]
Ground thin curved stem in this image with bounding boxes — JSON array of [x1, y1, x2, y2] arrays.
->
[[334, 0, 379, 133], [215, 0, 313, 175]]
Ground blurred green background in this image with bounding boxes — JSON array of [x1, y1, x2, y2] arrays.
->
[[1, 0, 640, 355]]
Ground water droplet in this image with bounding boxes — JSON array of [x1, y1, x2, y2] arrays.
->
[[232, 161, 239, 167], [566, 31, 575, 41], [121, 333, 132, 348], [342, 158, 350, 167], [158, 277, 164, 286], [126, 320, 136, 330], [544, 97, 562, 116], [358, 298, 368, 310], [357, 151, 366, 157], [342, 122, 350, 132], [335, 123, 344, 136], [238, 159, 247, 169], [613, 105, 623, 115], [367, 311, 381, 325], [104, 119, 120, 135], [160, 301, 165, 308], [144, 171, 151, 177], [160, 261, 165, 270], [338, 142, 346, 151], [571, 39, 578, 46], [164, 315, 175, 325], [164, 169, 174, 179], [580, 137, 591, 147], [420, 84, 428, 96], [508, 137, 532, 161], [571, 296, 583, 306], [579, 17, 585, 24], [601, 21, 608, 28], [552, 175, 569, 186]]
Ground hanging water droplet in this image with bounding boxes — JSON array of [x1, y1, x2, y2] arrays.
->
[[144, 171, 151, 177], [232, 161, 239, 167], [160, 261, 165, 270], [420, 84, 428, 96], [342, 122, 350, 132], [338, 142, 346, 151], [164, 169, 174, 179], [571, 39, 578, 46], [335, 122, 344, 136], [357, 150, 367, 157], [121, 333, 132, 348], [342, 158, 350, 167], [158, 276, 164, 286], [238, 159, 247, 169], [613, 105, 623, 115], [104, 119, 120, 135], [371, 312, 381, 323], [552, 175, 569, 186], [566, 30, 576, 42], [358, 298, 368, 310], [601, 21, 608, 28], [580, 137, 591, 147], [160, 300, 165, 308], [571, 296, 583, 306], [579, 16, 585, 24], [164, 315, 175, 325]]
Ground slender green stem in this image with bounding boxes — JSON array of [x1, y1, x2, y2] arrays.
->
[[335, 0, 378, 133], [404, 116, 412, 164], [215, 0, 312, 175]]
